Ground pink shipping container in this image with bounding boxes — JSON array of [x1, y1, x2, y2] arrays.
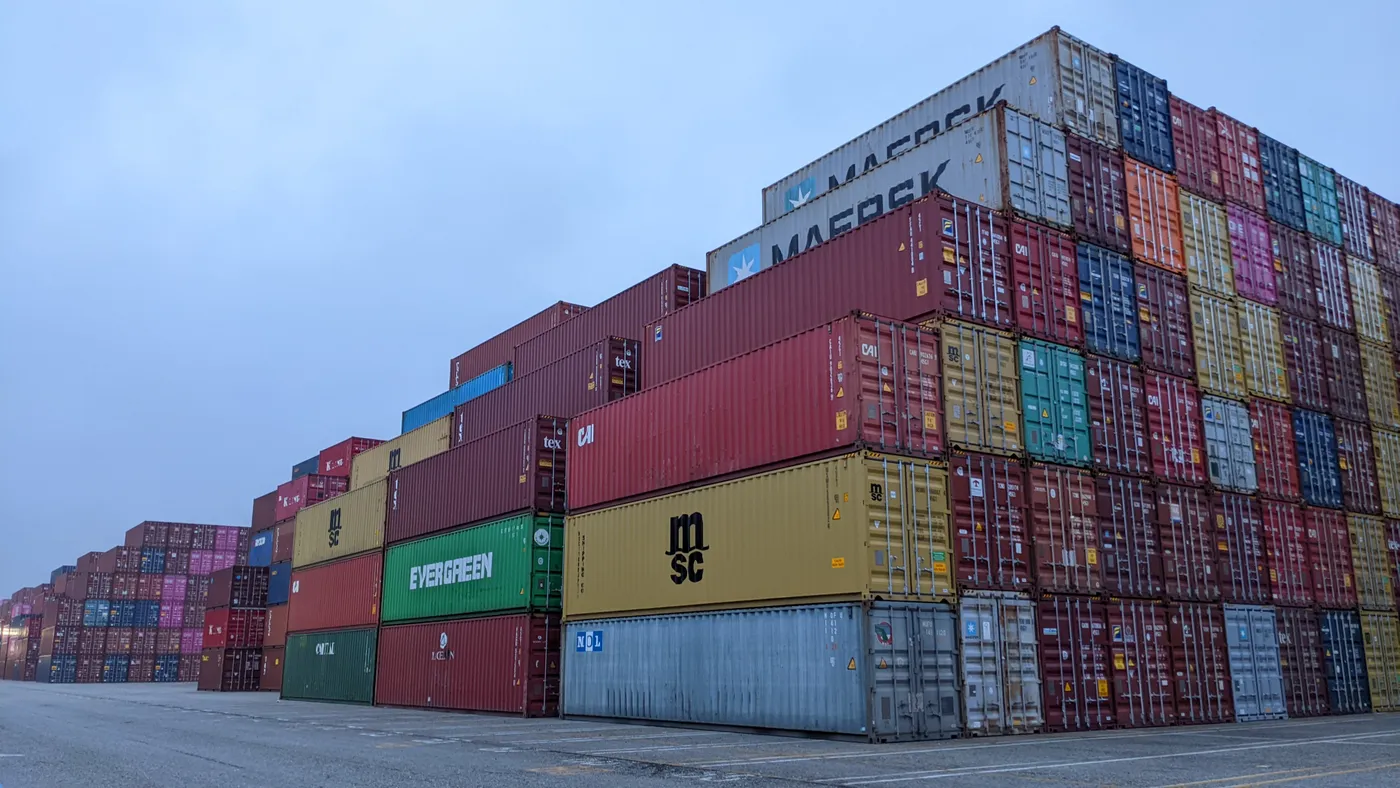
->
[[567, 314, 943, 512], [158, 602, 184, 630], [1260, 501, 1312, 606], [1144, 372, 1206, 484], [1305, 509, 1357, 609], [1334, 419, 1381, 515], [1169, 96, 1223, 203], [1311, 242, 1353, 331], [188, 550, 214, 576], [1209, 109, 1265, 213], [1213, 493, 1268, 604], [1157, 483, 1220, 601], [1227, 204, 1277, 305], [1335, 174, 1374, 262], [1012, 218, 1080, 345], [1097, 474, 1164, 598], [449, 301, 588, 388], [949, 453, 1030, 592], [1105, 598, 1176, 728], [387, 416, 567, 545], [161, 575, 187, 602], [1280, 315, 1329, 413], [287, 552, 382, 634], [181, 628, 203, 655], [1271, 222, 1317, 319], [1368, 191, 1400, 270], [211, 552, 236, 573], [1135, 263, 1195, 378], [1027, 464, 1100, 594], [1250, 399, 1301, 502], [1086, 355, 1150, 476], [274, 475, 348, 522], [317, 437, 385, 478], [1320, 327, 1368, 422]]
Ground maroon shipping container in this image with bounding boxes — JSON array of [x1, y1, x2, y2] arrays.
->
[[1250, 399, 1301, 502], [287, 552, 382, 634], [1144, 373, 1206, 484], [131, 627, 158, 656], [1167, 602, 1234, 724], [946, 453, 1030, 592], [272, 518, 296, 564], [77, 629, 106, 656], [317, 437, 385, 478], [449, 301, 589, 388], [388, 416, 567, 544], [43, 598, 83, 628], [1334, 419, 1381, 514], [110, 573, 137, 601], [77, 656, 103, 683], [203, 608, 266, 649], [185, 576, 211, 605], [198, 648, 261, 692], [568, 314, 943, 512], [265, 604, 289, 648], [1271, 222, 1317, 319], [1369, 190, 1400, 270], [1157, 484, 1219, 601], [156, 630, 181, 654], [1390, 520, 1400, 610], [1320, 327, 1368, 422], [1305, 509, 1357, 609], [96, 547, 141, 574], [1097, 475, 1164, 598], [108, 628, 134, 655], [75, 551, 102, 574], [164, 549, 190, 576], [178, 653, 200, 682], [929, 199, 1014, 329], [1135, 263, 1195, 378], [1280, 315, 1329, 412], [70, 572, 114, 601], [207, 566, 269, 610], [1067, 134, 1132, 254], [1027, 464, 1100, 593], [1086, 355, 1150, 476], [191, 525, 217, 551], [124, 522, 169, 549], [375, 614, 560, 717], [251, 492, 277, 532], [1261, 501, 1312, 606], [1169, 96, 1223, 203], [1213, 493, 1268, 604], [260, 646, 284, 692], [274, 474, 348, 522], [1274, 605, 1329, 717], [182, 601, 203, 628], [1038, 594, 1115, 733], [1209, 108, 1266, 213], [512, 265, 703, 378], [128, 656, 153, 683], [40, 625, 80, 656], [1335, 174, 1374, 262], [1105, 598, 1176, 728], [167, 524, 193, 549], [1380, 269, 1400, 350], [1311, 241, 1353, 331], [451, 336, 639, 447]]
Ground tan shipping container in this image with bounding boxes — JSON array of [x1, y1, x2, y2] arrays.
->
[[1348, 257, 1390, 346], [1348, 514, 1397, 612], [1360, 611, 1400, 712], [1235, 300, 1289, 403], [1360, 340, 1400, 430], [292, 479, 387, 569], [349, 416, 452, 491], [1180, 190, 1234, 297], [1189, 290, 1246, 399], [1372, 428, 1400, 518], [940, 320, 1022, 455], [563, 451, 955, 620]]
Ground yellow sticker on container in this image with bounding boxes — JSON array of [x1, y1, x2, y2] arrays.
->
[[933, 561, 947, 573], [924, 412, 939, 431], [848, 658, 857, 670], [1139, 307, 1152, 322], [1081, 290, 1093, 302], [519, 474, 527, 484], [974, 153, 983, 164], [1191, 448, 1200, 463], [1086, 548, 1098, 566], [836, 411, 849, 431], [1339, 458, 1349, 470], [1066, 305, 1077, 323], [832, 509, 841, 521], [878, 658, 889, 669], [1005, 421, 1018, 433], [916, 278, 929, 297], [1097, 679, 1110, 698], [836, 386, 845, 398], [1115, 215, 1126, 230], [1114, 654, 1125, 671], [831, 557, 846, 568], [944, 248, 956, 263]]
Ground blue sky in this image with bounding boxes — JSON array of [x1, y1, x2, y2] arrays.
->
[[1, 0, 1395, 592]]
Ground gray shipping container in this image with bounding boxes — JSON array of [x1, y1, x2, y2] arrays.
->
[[1202, 397, 1258, 492], [709, 104, 1070, 290], [762, 27, 1118, 223], [562, 603, 961, 742], [1223, 605, 1287, 722], [957, 592, 1043, 736]]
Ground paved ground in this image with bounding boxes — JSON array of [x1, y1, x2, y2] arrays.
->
[[1, 683, 1398, 787]]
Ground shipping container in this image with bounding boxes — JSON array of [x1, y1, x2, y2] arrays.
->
[[916, 201, 1015, 329], [1272, 222, 1316, 318], [274, 474, 347, 522], [1067, 134, 1132, 254], [1259, 133, 1306, 231], [152, 654, 179, 683], [1223, 605, 1287, 721], [1012, 218, 1080, 344], [760, 27, 1116, 224], [102, 655, 129, 683], [949, 453, 1032, 592], [291, 479, 385, 569], [1227, 204, 1276, 305], [1157, 483, 1219, 601], [282, 627, 377, 704], [403, 365, 513, 435], [261, 647, 284, 692], [1038, 594, 1114, 732], [940, 321, 1019, 455], [198, 648, 260, 692], [1349, 515, 1396, 612], [1335, 420, 1381, 514], [1319, 609, 1371, 714], [1124, 157, 1184, 273], [1085, 355, 1149, 475], [1360, 612, 1400, 711], [81, 600, 108, 628], [1369, 191, 1400, 269], [381, 512, 563, 623], [348, 416, 452, 491], [251, 492, 276, 533], [1360, 339, 1400, 429], [207, 566, 268, 610], [139, 547, 165, 575], [1348, 257, 1389, 345], [1293, 409, 1343, 509], [449, 301, 587, 389], [1019, 341, 1089, 465], [956, 592, 1043, 735], [180, 628, 201, 655], [157, 601, 183, 630], [376, 613, 560, 717], [1213, 493, 1267, 603], [1297, 155, 1343, 247], [202, 608, 266, 649], [564, 602, 961, 742], [1144, 372, 1206, 484], [1202, 397, 1258, 493], [1250, 400, 1300, 502], [1320, 327, 1367, 421], [1079, 244, 1140, 361], [317, 436, 385, 478], [1279, 315, 1328, 412], [1307, 509, 1357, 609], [125, 522, 170, 549], [1374, 430, 1400, 518], [265, 605, 288, 649], [290, 457, 318, 481], [1312, 241, 1354, 331], [1105, 598, 1176, 727], [287, 552, 382, 633], [1026, 465, 1099, 593], [565, 451, 955, 619], [1167, 602, 1233, 724], [1115, 61, 1173, 173], [1260, 501, 1309, 605], [717, 104, 1071, 288], [387, 416, 568, 545], [1209, 109, 1265, 212], [1168, 96, 1221, 202], [1189, 290, 1246, 399], [247, 529, 273, 567], [1181, 190, 1233, 296], [1381, 269, 1400, 352], [1335, 174, 1374, 261], [268, 561, 290, 606], [271, 518, 296, 565], [1134, 263, 1194, 377], [1274, 606, 1327, 717], [1097, 475, 1164, 598]]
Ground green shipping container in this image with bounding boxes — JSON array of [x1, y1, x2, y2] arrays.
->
[[380, 512, 564, 623], [1298, 155, 1342, 246], [282, 628, 377, 705], [1019, 339, 1090, 466]]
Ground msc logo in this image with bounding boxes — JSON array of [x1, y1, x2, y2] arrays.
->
[[315, 641, 336, 656], [728, 243, 760, 285], [785, 177, 816, 211], [666, 512, 709, 585], [576, 424, 595, 447], [327, 508, 343, 548], [388, 447, 402, 472]]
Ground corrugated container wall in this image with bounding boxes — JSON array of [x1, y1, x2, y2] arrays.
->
[[957, 592, 1044, 735], [1321, 327, 1368, 421], [1319, 610, 1371, 714], [402, 364, 511, 434], [1124, 158, 1184, 273], [251, 492, 277, 533], [1335, 174, 1374, 261], [1027, 465, 1099, 593], [1038, 595, 1115, 732], [1214, 494, 1267, 603], [1260, 501, 1310, 606], [1335, 420, 1380, 515], [1086, 356, 1150, 476], [1236, 301, 1289, 403], [1360, 612, 1400, 711], [949, 453, 1030, 592], [317, 437, 385, 479], [1019, 340, 1090, 465], [1012, 219, 1081, 345], [1115, 61, 1174, 173], [1067, 134, 1132, 255], [287, 552, 382, 633], [1250, 399, 1300, 502], [1258, 133, 1306, 231], [1280, 315, 1328, 412], [291, 457, 318, 481], [1312, 240, 1354, 332], [1210, 109, 1265, 213], [1361, 341, 1400, 430], [1078, 244, 1140, 361], [1297, 155, 1342, 247], [449, 301, 586, 388], [349, 416, 452, 491], [1368, 191, 1400, 268], [1372, 429, 1400, 518], [921, 204, 1014, 329], [1274, 606, 1328, 717], [1202, 397, 1257, 493], [1156, 484, 1219, 601], [1228, 205, 1276, 305], [1104, 598, 1176, 727], [1097, 475, 1163, 598], [282, 628, 377, 705], [1180, 190, 1232, 296], [1348, 515, 1396, 612], [1307, 510, 1356, 609], [1134, 263, 1194, 377], [1222, 605, 1287, 721], [1168, 602, 1233, 724], [1168, 96, 1221, 202], [1294, 409, 1342, 509], [1272, 222, 1316, 318], [1144, 372, 1206, 484], [1189, 290, 1246, 399], [1350, 256, 1390, 345], [292, 480, 386, 569]]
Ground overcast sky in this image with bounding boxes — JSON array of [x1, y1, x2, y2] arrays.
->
[[1, 1, 1395, 593]]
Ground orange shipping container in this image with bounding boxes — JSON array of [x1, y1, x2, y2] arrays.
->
[[1125, 157, 1185, 273]]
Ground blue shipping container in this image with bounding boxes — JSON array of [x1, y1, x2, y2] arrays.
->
[[1115, 60, 1174, 173], [1078, 244, 1140, 361], [108, 601, 136, 628], [153, 655, 181, 683], [1293, 409, 1342, 508], [83, 600, 110, 627], [401, 363, 512, 434], [50, 565, 76, 584], [267, 561, 292, 606], [248, 528, 274, 567], [139, 547, 166, 575], [42, 655, 77, 684], [1318, 610, 1371, 714], [103, 656, 130, 684], [1259, 133, 1306, 231], [291, 456, 319, 480], [134, 600, 161, 629]]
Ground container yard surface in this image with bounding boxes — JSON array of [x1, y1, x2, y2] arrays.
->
[[2, 682, 1400, 787]]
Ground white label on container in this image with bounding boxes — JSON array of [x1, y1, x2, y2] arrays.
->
[[983, 621, 993, 641], [1022, 348, 1037, 368], [970, 478, 984, 497]]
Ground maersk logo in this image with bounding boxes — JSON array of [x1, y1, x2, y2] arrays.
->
[[409, 552, 494, 590], [728, 243, 760, 284], [785, 177, 816, 211]]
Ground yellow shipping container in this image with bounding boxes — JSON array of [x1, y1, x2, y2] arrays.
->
[[1235, 300, 1289, 403], [1349, 257, 1390, 346], [1347, 514, 1396, 612], [1180, 191, 1234, 297], [348, 416, 452, 491], [1372, 428, 1400, 518], [292, 479, 387, 569], [1189, 290, 1246, 399], [563, 451, 955, 620], [939, 320, 1021, 455], [1359, 340, 1400, 430], [1360, 612, 1400, 712]]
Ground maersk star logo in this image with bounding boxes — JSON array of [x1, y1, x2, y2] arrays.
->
[[785, 177, 816, 210], [728, 243, 760, 284]]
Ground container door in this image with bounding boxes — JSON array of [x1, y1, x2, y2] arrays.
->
[[1001, 596, 1044, 733], [1224, 606, 1261, 720], [958, 596, 1004, 735], [1248, 609, 1286, 720], [870, 603, 960, 742], [1320, 610, 1372, 714]]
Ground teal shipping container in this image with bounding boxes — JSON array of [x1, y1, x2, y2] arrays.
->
[[401, 363, 511, 434], [1019, 339, 1091, 465], [1298, 155, 1342, 247]]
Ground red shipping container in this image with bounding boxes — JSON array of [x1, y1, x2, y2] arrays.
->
[[568, 314, 943, 512], [287, 552, 382, 633], [317, 437, 385, 478], [96, 547, 141, 574], [1086, 355, 1150, 476], [1209, 108, 1265, 213], [1311, 241, 1354, 332], [452, 337, 640, 447], [388, 416, 567, 544], [124, 522, 169, 549], [77, 656, 104, 683], [1157, 484, 1219, 601], [1105, 598, 1176, 727], [261, 646, 285, 692], [449, 301, 589, 388], [934, 201, 1014, 330], [164, 549, 190, 575], [1097, 475, 1164, 598], [251, 491, 278, 532], [128, 656, 153, 683], [1368, 190, 1400, 270], [1335, 419, 1381, 514], [1305, 509, 1357, 609], [203, 608, 267, 649], [199, 647, 261, 692], [156, 630, 181, 654], [1167, 602, 1234, 725], [74, 551, 102, 574], [1280, 315, 1329, 412], [207, 566, 268, 610], [512, 265, 703, 378], [1135, 263, 1195, 378], [1213, 493, 1268, 604], [1227, 204, 1277, 305], [1320, 327, 1368, 422], [375, 613, 560, 717], [1144, 373, 1206, 484], [1169, 96, 1223, 203], [40, 625, 79, 656], [1250, 399, 1301, 502], [264, 604, 289, 648], [1261, 501, 1312, 606], [1271, 222, 1317, 319], [181, 628, 202, 655], [1388, 520, 1400, 609], [1038, 594, 1115, 733], [1027, 464, 1100, 593], [1067, 134, 1132, 255], [948, 453, 1029, 592], [1273, 605, 1328, 717], [272, 518, 296, 564], [275, 475, 348, 522]]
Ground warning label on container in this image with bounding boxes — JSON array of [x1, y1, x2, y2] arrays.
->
[[831, 557, 846, 569], [847, 658, 857, 671]]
